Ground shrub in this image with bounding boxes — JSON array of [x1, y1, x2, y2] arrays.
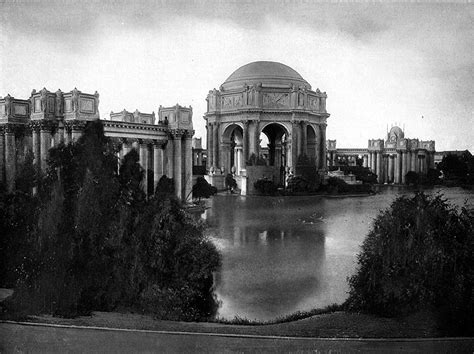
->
[[254, 179, 278, 195], [346, 192, 474, 335], [192, 177, 217, 201], [286, 176, 311, 193], [405, 171, 419, 185]]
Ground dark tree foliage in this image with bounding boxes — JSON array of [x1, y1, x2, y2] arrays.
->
[[154, 175, 175, 200], [2, 120, 220, 321], [254, 179, 278, 195], [405, 171, 419, 186], [192, 177, 217, 201], [346, 192, 474, 335], [438, 153, 474, 184]]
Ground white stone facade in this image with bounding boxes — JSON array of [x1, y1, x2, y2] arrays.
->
[[0, 89, 194, 201]]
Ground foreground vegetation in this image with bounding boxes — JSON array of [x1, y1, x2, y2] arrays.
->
[[0, 121, 220, 321], [346, 192, 474, 335]]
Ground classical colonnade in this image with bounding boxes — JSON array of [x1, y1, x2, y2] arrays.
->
[[0, 89, 194, 201], [327, 146, 436, 184], [206, 120, 327, 174], [365, 149, 435, 184]]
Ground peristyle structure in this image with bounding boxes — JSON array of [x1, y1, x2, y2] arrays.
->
[[204, 61, 330, 192], [0, 88, 194, 201]]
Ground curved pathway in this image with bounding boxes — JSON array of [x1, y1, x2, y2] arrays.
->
[[1, 321, 473, 353]]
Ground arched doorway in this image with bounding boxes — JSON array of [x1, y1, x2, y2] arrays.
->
[[222, 124, 244, 175], [306, 124, 317, 166], [259, 123, 289, 183]]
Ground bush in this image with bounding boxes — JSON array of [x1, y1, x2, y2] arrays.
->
[[254, 179, 278, 195], [192, 177, 217, 201], [405, 171, 419, 185], [326, 177, 349, 193], [346, 192, 474, 335], [286, 176, 309, 193]]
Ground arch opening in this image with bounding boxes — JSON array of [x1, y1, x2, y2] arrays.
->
[[222, 124, 244, 175]]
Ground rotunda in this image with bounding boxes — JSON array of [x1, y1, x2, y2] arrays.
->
[[205, 61, 330, 191]]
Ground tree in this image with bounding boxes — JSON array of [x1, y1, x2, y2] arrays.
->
[[346, 192, 474, 335], [4, 120, 221, 321], [405, 171, 419, 185]]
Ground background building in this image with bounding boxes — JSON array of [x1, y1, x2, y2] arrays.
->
[[328, 125, 435, 184], [0, 89, 194, 201]]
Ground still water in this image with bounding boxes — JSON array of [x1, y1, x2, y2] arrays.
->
[[202, 187, 473, 321]]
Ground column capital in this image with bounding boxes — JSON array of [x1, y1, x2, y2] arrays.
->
[[153, 139, 167, 147], [65, 120, 87, 131]]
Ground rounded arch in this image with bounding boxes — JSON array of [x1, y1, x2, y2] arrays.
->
[[306, 124, 317, 165], [221, 122, 243, 144], [259, 121, 290, 140], [257, 123, 290, 181], [221, 123, 244, 175]]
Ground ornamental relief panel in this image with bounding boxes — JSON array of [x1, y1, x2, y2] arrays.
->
[[65, 99, 73, 112], [14, 104, 28, 116], [79, 98, 95, 113], [221, 95, 242, 109], [262, 93, 289, 108], [308, 96, 320, 110]]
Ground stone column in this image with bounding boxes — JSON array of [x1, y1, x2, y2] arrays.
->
[[0, 128, 4, 184], [401, 151, 407, 184], [167, 139, 174, 178], [414, 153, 419, 173], [395, 151, 401, 184], [320, 124, 327, 169], [388, 155, 394, 183], [207, 123, 213, 169], [314, 126, 321, 169], [410, 151, 415, 172], [213, 122, 219, 169], [173, 134, 183, 200], [363, 154, 368, 168], [236, 146, 242, 174], [301, 121, 307, 156], [31, 125, 41, 170], [5, 126, 16, 192], [139, 140, 149, 195], [153, 142, 164, 191], [184, 133, 193, 202], [376, 152, 382, 183], [242, 121, 249, 164], [57, 122, 65, 145], [296, 122, 303, 159], [420, 155, 426, 175], [40, 124, 51, 172], [220, 142, 230, 174]]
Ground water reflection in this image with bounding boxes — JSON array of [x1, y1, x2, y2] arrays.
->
[[204, 188, 473, 321]]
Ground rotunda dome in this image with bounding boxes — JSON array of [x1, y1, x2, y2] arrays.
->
[[221, 61, 311, 91]]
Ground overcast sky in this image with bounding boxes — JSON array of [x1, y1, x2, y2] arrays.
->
[[1, 1, 472, 151]]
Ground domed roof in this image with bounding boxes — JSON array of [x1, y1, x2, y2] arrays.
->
[[221, 61, 311, 90]]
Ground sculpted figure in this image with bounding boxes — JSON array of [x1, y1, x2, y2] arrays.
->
[[4, 94, 12, 117], [40, 89, 47, 112], [55, 90, 63, 116], [72, 88, 79, 112], [94, 91, 100, 113]]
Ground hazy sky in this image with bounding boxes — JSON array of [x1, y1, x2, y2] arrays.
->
[[1, 1, 472, 151]]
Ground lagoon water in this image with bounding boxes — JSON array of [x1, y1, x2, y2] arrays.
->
[[203, 187, 473, 321]]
